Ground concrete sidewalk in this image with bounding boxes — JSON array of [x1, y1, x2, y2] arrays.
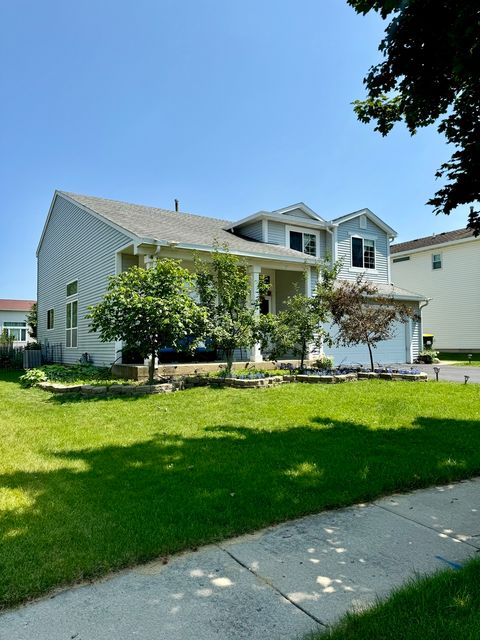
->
[[1, 480, 479, 640]]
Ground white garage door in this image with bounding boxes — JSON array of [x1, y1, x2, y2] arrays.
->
[[325, 321, 408, 367]]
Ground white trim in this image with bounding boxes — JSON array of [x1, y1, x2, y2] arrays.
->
[[261, 218, 268, 242], [351, 235, 376, 271], [272, 202, 325, 221], [431, 252, 443, 270], [65, 299, 78, 349], [228, 211, 327, 232], [286, 225, 320, 258], [66, 278, 78, 298], [333, 208, 397, 237], [37, 191, 143, 257]]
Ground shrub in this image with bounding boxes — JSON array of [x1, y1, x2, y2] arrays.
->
[[19, 368, 48, 388], [314, 355, 334, 370], [417, 349, 439, 364]]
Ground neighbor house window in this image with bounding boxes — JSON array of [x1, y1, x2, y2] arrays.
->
[[351, 237, 375, 269], [66, 301, 78, 348], [66, 280, 78, 297], [288, 227, 318, 257], [432, 254, 442, 270], [3, 322, 27, 341], [47, 309, 54, 330]]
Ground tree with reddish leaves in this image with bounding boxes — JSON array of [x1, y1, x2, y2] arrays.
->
[[330, 276, 415, 371]]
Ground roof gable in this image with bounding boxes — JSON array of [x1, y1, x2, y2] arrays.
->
[[332, 208, 397, 238]]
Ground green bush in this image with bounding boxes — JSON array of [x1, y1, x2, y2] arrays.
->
[[314, 355, 334, 370], [418, 349, 439, 364], [19, 369, 48, 388]]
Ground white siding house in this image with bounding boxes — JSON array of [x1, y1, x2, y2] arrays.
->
[[0, 300, 35, 347], [391, 229, 480, 352], [37, 192, 426, 366]]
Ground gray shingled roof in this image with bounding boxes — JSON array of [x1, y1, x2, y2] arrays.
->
[[391, 228, 475, 254], [62, 192, 309, 261]]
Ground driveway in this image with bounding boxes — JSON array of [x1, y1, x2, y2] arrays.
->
[[416, 364, 480, 384]]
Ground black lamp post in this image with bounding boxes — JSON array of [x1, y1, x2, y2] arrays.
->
[[433, 366, 440, 381]]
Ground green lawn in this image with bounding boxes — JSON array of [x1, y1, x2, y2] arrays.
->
[[439, 352, 480, 366], [308, 557, 480, 640], [1, 372, 480, 610]]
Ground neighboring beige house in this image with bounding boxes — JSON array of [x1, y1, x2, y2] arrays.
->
[[391, 228, 479, 352], [0, 299, 35, 347]]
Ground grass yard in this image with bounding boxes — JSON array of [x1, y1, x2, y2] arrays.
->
[[308, 557, 480, 640], [439, 352, 480, 366], [1, 372, 480, 610]]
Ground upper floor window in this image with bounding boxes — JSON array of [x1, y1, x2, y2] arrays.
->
[[66, 280, 78, 297], [47, 309, 54, 330], [352, 237, 375, 269], [287, 227, 318, 257], [432, 254, 442, 270]]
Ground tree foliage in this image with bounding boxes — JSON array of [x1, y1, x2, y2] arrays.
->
[[330, 276, 415, 371], [260, 261, 340, 370], [349, 0, 480, 233], [87, 259, 207, 383], [26, 303, 37, 339], [195, 246, 268, 374]]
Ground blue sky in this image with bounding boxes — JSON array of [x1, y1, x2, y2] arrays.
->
[[0, 0, 464, 299]]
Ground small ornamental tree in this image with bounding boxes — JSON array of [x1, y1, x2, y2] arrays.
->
[[26, 303, 37, 339], [329, 276, 415, 371], [87, 259, 207, 384], [195, 246, 268, 375], [260, 260, 340, 370]]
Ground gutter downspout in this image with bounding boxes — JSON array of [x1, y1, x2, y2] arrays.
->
[[418, 298, 432, 356]]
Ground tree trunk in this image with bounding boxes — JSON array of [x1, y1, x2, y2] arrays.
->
[[225, 350, 234, 376], [149, 341, 157, 385], [300, 340, 306, 371], [367, 343, 374, 372]]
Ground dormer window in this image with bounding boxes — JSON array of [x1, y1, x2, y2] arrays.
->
[[352, 237, 375, 269], [287, 226, 318, 257]]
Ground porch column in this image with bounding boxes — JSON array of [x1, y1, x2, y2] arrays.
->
[[249, 264, 263, 363], [304, 266, 321, 362]]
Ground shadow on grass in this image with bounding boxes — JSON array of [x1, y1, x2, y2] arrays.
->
[[1, 416, 480, 609]]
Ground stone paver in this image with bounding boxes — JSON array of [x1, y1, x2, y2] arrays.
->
[[1, 479, 479, 640]]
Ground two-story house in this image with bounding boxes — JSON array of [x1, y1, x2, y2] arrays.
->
[[37, 191, 425, 367], [391, 228, 479, 352]]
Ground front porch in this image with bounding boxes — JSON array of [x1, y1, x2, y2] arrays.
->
[[116, 246, 317, 366]]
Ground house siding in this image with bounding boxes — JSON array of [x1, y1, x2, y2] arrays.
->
[[37, 195, 132, 366], [267, 221, 285, 245], [337, 217, 389, 283], [237, 221, 263, 242], [392, 239, 480, 350], [281, 207, 312, 220]]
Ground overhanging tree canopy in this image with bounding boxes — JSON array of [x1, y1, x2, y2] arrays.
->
[[349, 0, 480, 234]]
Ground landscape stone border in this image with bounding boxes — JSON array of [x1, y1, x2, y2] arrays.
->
[[37, 382, 174, 396], [35, 371, 428, 396]]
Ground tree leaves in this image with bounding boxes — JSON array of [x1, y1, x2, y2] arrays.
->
[[349, 0, 480, 233]]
